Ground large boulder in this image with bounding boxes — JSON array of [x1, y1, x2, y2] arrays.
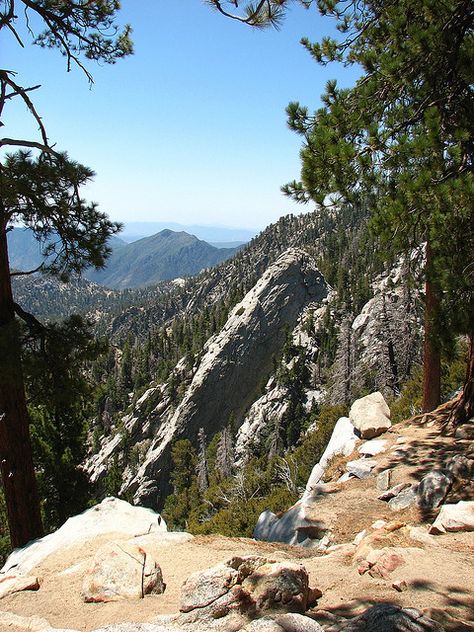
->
[[178, 556, 315, 628], [349, 392, 391, 439], [429, 500, 474, 534], [302, 416, 358, 501], [416, 470, 453, 510], [1, 497, 167, 576], [82, 540, 165, 602]]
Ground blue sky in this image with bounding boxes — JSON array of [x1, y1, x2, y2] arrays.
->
[[4, 1, 360, 231]]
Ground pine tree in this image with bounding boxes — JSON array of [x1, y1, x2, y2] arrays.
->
[[281, 0, 473, 416], [0, 1, 132, 547]]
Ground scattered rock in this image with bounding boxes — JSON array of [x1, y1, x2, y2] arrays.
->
[[0, 574, 41, 599], [408, 526, 439, 546], [376, 470, 392, 491], [388, 486, 418, 511], [325, 603, 445, 631], [82, 541, 165, 602], [371, 519, 387, 530], [416, 470, 453, 510], [445, 454, 474, 480], [338, 472, 355, 483], [358, 439, 387, 456], [378, 482, 411, 501], [392, 579, 408, 592], [349, 392, 391, 439], [346, 458, 377, 479], [353, 530, 367, 546], [454, 424, 474, 440], [429, 500, 474, 534]]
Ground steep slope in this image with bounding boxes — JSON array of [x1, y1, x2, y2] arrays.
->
[[85, 230, 237, 289], [86, 248, 328, 507]]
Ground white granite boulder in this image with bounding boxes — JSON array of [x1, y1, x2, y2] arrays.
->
[[429, 500, 474, 534], [349, 392, 391, 439], [82, 540, 165, 602], [1, 497, 167, 576]]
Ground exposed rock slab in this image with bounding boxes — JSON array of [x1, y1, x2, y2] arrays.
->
[[302, 416, 358, 501], [1, 497, 167, 576], [349, 392, 391, 439], [129, 249, 328, 508], [82, 541, 165, 602]]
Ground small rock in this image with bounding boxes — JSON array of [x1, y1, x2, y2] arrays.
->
[[396, 437, 407, 444], [274, 612, 325, 631], [416, 470, 453, 510], [392, 579, 408, 592], [367, 552, 405, 579], [0, 574, 41, 599], [429, 500, 474, 534], [353, 530, 367, 546], [346, 458, 377, 479], [409, 526, 438, 546], [349, 392, 391, 439], [358, 439, 387, 456], [376, 470, 392, 492], [388, 486, 418, 511], [337, 472, 355, 483], [371, 520, 387, 530], [378, 482, 411, 501]]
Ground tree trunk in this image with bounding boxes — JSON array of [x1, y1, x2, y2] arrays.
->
[[0, 222, 43, 549], [422, 241, 441, 413], [452, 333, 474, 425]]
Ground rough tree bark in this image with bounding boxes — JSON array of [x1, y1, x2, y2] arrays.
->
[[422, 241, 441, 413], [0, 221, 43, 548]]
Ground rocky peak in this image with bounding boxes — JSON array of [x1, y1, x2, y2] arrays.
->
[[123, 248, 328, 508]]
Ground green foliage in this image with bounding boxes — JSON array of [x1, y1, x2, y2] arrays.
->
[[1, 152, 122, 279], [163, 402, 347, 538], [284, 0, 474, 351], [0, 488, 11, 566], [162, 440, 201, 530], [22, 316, 105, 531]]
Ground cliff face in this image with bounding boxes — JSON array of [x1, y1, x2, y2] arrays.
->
[[129, 249, 328, 508], [85, 248, 328, 509]]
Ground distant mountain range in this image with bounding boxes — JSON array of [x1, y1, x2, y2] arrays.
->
[[85, 230, 238, 289], [7, 227, 239, 290], [119, 222, 257, 245]]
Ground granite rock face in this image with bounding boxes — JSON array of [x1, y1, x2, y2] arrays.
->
[[126, 249, 328, 508]]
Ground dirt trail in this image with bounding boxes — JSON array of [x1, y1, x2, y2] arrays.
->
[[1, 418, 473, 632]]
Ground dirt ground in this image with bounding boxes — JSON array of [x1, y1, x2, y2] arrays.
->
[[1, 418, 473, 632]]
